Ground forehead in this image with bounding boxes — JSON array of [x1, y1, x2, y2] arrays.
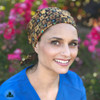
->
[[41, 23, 78, 40]]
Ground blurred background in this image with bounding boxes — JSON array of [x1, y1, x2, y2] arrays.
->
[[0, 0, 100, 99]]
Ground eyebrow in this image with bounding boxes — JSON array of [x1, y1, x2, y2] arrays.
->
[[49, 37, 78, 42], [70, 39, 78, 42], [49, 37, 63, 40]]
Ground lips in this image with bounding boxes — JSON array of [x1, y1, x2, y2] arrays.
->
[[54, 59, 70, 66]]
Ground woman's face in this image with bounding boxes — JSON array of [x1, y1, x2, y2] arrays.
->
[[35, 23, 78, 74]]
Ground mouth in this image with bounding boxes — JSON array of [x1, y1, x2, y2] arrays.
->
[[54, 59, 70, 66]]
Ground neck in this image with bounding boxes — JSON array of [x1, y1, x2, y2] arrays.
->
[[27, 64, 59, 90]]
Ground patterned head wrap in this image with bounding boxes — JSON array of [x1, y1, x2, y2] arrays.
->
[[27, 7, 76, 48]]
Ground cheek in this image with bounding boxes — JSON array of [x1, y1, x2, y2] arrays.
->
[[40, 44, 59, 59], [45, 47, 59, 58], [70, 48, 78, 58]]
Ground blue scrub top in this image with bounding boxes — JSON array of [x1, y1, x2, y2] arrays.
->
[[0, 65, 87, 100]]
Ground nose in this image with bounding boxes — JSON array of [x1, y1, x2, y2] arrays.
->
[[61, 45, 71, 57]]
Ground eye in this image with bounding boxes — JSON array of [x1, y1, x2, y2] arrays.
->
[[69, 42, 78, 47], [51, 40, 60, 46]]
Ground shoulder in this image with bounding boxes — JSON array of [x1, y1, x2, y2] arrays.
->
[[61, 70, 84, 90], [60, 70, 87, 100], [0, 67, 27, 99], [0, 65, 33, 90], [0, 69, 24, 89], [0, 68, 26, 100], [0, 65, 33, 94], [0, 65, 34, 99]]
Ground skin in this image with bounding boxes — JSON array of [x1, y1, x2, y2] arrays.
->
[[26, 23, 78, 100]]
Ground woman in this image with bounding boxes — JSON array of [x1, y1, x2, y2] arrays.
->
[[0, 7, 86, 100]]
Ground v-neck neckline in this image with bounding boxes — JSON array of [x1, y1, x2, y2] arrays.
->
[[24, 65, 63, 100], [56, 74, 62, 100]]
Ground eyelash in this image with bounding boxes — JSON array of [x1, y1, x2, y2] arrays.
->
[[69, 42, 78, 46], [51, 40, 60, 46], [50, 41, 78, 47]]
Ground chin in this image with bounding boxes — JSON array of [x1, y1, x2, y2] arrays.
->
[[56, 69, 69, 74]]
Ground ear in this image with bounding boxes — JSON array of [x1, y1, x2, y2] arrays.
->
[[34, 43, 39, 54]]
